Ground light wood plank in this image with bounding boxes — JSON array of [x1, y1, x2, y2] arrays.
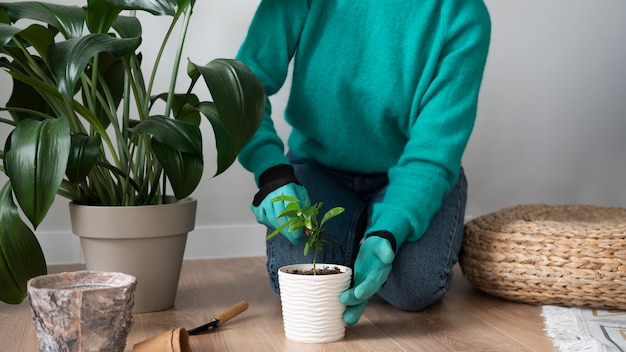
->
[[0, 300, 30, 350], [0, 258, 557, 351], [443, 268, 556, 351]]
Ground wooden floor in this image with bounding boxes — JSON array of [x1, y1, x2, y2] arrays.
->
[[1, 257, 557, 351]]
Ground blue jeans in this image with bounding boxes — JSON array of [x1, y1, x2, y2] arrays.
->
[[265, 156, 467, 312]]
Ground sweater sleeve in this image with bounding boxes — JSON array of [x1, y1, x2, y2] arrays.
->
[[235, 0, 310, 185], [366, 1, 491, 248]]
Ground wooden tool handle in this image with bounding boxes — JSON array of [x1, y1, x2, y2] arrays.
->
[[215, 301, 248, 325]]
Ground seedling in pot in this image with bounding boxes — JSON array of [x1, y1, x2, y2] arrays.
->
[[266, 196, 344, 274]]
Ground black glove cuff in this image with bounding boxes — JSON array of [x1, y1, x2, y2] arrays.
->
[[252, 164, 300, 206], [366, 231, 397, 253]]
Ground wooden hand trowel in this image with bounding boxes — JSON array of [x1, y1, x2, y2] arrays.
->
[[132, 301, 248, 352], [187, 300, 249, 335]]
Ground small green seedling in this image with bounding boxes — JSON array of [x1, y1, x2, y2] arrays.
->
[[266, 195, 345, 274]]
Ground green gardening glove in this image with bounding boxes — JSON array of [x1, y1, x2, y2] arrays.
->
[[251, 165, 310, 245], [340, 232, 396, 325]]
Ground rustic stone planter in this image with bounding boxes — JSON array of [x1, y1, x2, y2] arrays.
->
[[27, 271, 136, 352]]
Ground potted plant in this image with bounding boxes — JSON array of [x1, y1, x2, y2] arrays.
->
[[0, 0, 265, 312], [267, 196, 353, 343]]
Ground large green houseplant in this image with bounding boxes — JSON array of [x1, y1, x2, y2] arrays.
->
[[0, 0, 265, 305]]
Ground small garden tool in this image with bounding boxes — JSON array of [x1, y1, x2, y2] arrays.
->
[[186, 300, 249, 335]]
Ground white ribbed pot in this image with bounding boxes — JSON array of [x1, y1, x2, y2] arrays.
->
[[27, 271, 136, 352], [278, 264, 352, 343], [69, 197, 197, 313]]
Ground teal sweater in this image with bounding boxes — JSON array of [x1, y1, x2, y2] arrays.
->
[[237, 0, 491, 245]]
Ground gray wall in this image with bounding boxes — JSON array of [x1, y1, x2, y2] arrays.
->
[[465, 0, 626, 217], [0, 0, 624, 263]]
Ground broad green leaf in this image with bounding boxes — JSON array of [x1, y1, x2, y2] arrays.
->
[[67, 134, 102, 184], [0, 23, 20, 47], [83, 52, 126, 128], [85, 0, 122, 34], [188, 59, 265, 175], [3, 35, 56, 124], [0, 183, 47, 304], [0, 6, 9, 24], [129, 116, 202, 154], [0, 65, 63, 121], [190, 59, 265, 144], [105, 0, 183, 16], [111, 15, 142, 39], [6, 67, 55, 123], [193, 101, 238, 175], [13, 24, 58, 58], [2, 133, 12, 177], [150, 139, 203, 200], [0, 2, 85, 39], [151, 93, 201, 125], [48, 33, 140, 100], [5, 117, 71, 228]]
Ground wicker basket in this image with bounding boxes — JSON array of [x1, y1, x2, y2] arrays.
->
[[460, 204, 626, 310]]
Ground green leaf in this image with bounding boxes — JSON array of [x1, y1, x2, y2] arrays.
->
[[9, 23, 58, 59], [287, 219, 305, 232], [150, 139, 203, 200], [111, 15, 142, 39], [105, 0, 185, 16], [0, 6, 9, 24], [0, 2, 85, 39], [193, 101, 237, 176], [47, 33, 140, 100], [151, 93, 201, 125], [67, 134, 102, 184], [320, 207, 345, 227], [279, 202, 302, 216], [130, 115, 205, 198], [189, 59, 265, 175], [266, 220, 292, 240], [1, 25, 57, 123], [85, 0, 122, 34], [304, 237, 314, 256], [129, 116, 202, 154], [0, 183, 47, 304], [271, 195, 301, 204], [83, 52, 126, 128], [0, 23, 21, 47], [2, 133, 12, 175], [5, 61, 55, 123], [5, 117, 71, 228]]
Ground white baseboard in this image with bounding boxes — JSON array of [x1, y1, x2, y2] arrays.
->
[[184, 224, 267, 259], [36, 223, 267, 265], [38, 218, 478, 265]]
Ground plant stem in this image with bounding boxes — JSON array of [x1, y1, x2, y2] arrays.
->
[[144, 7, 183, 113], [313, 247, 318, 275], [0, 116, 16, 126], [165, 3, 193, 118]]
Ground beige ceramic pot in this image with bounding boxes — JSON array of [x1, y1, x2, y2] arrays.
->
[[69, 197, 197, 313], [28, 271, 136, 352], [278, 263, 352, 343]]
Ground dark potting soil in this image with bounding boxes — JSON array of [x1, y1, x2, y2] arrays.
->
[[287, 266, 343, 275]]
